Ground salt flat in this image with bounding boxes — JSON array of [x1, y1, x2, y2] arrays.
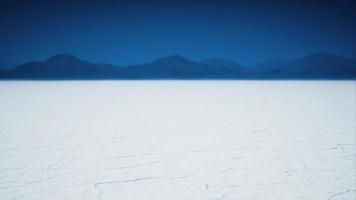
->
[[0, 81, 355, 200]]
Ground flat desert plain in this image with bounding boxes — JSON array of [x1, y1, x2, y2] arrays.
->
[[0, 81, 355, 200]]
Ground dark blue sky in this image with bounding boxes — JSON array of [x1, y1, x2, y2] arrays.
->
[[0, 0, 355, 67]]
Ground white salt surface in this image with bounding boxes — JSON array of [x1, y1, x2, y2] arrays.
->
[[0, 81, 355, 200]]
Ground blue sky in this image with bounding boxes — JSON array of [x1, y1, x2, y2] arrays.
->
[[0, 0, 355, 67]]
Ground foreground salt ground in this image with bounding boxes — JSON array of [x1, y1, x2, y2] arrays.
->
[[0, 81, 355, 200]]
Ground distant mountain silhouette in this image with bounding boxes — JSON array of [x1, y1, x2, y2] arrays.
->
[[0, 68, 8, 78], [0, 52, 355, 79], [120, 55, 244, 78], [199, 58, 243, 75], [247, 52, 356, 78], [254, 58, 289, 72], [8, 53, 120, 79], [122, 55, 201, 78], [0, 61, 15, 70], [289, 52, 356, 78]]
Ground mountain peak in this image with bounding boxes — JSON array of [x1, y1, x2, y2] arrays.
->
[[45, 53, 82, 65], [153, 55, 194, 65]]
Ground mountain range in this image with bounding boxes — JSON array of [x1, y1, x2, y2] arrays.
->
[[0, 52, 355, 79]]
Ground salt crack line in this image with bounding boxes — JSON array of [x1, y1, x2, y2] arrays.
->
[[94, 175, 195, 188], [94, 177, 159, 188], [327, 189, 356, 200], [211, 181, 301, 188]]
